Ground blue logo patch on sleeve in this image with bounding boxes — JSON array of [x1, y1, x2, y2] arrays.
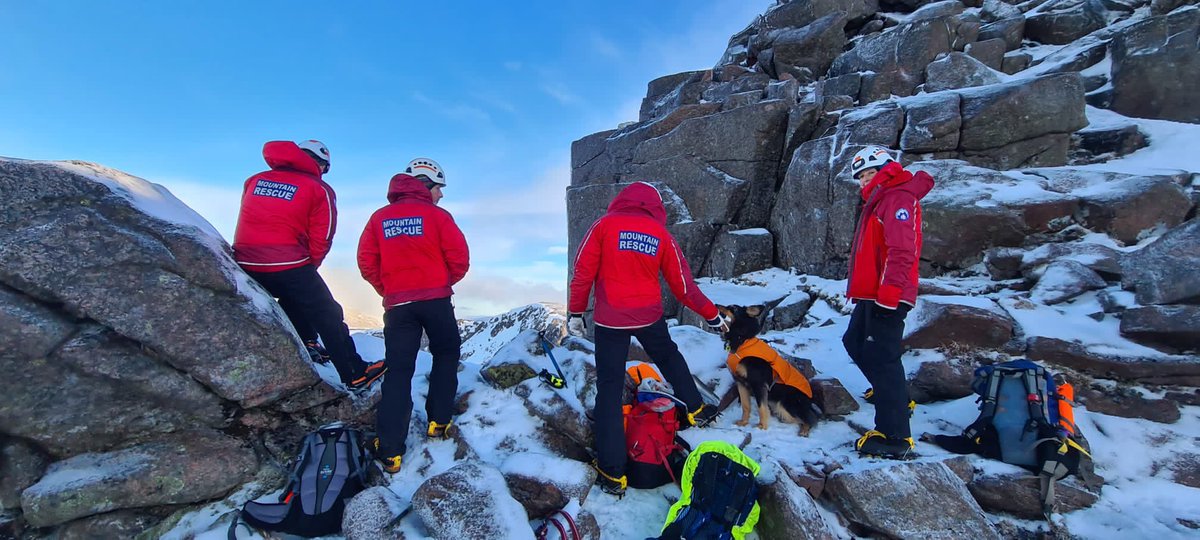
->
[[895, 208, 910, 222], [617, 231, 660, 256], [251, 179, 298, 201], [382, 217, 424, 238]]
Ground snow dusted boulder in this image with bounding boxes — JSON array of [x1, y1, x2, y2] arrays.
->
[[1026, 336, 1200, 385], [811, 378, 861, 416], [513, 381, 593, 456], [19, 433, 255, 527], [1, 438, 47, 510], [980, 0, 1024, 24], [1024, 0, 1108, 45], [908, 360, 977, 403], [1072, 121, 1149, 161], [829, 15, 975, 96], [1073, 175, 1192, 244], [1078, 384, 1182, 423], [1018, 241, 1125, 280], [909, 0, 967, 22], [899, 93, 962, 152], [757, 464, 837, 540], [957, 73, 1088, 169], [924, 52, 1003, 92], [54, 511, 158, 539], [1120, 305, 1200, 353], [762, 13, 849, 82], [968, 472, 1100, 518], [501, 453, 596, 518], [1110, 7, 1200, 123], [0, 159, 318, 408], [342, 486, 405, 540], [1122, 218, 1200, 305], [766, 290, 815, 331], [1160, 453, 1200, 488], [826, 461, 1000, 539], [702, 228, 774, 279], [411, 461, 534, 540], [638, 71, 714, 124], [965, 38, 1008, 70], [1030, 260, 1108, 304], [903, 295, 1016, 350], [979, 17, 1025, 50]]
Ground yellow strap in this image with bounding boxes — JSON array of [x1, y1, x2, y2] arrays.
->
[[1066, 438, 1092, 459]]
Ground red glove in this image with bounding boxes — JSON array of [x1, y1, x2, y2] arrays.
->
[[875, 284, 902, 310]]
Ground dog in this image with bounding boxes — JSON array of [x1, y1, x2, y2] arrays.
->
[[717, 305, 820, 437]]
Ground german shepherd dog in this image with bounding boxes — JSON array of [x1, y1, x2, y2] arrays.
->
[[719, 305, 820, 436]]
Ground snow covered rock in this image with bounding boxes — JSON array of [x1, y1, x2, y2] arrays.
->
[[762, 13, 849, 82], [513, 382, 593, 457], [965, 38, 1008, 70], [1019, 241, 1125, 280], [979, 16, 1025, 50], [54, 511, 159, 539], [980, 0, 1024, 23], [757, 466, 837, 540], [908, 360, 977, 403], [1030, 260, 1107, 304], [342, 486, 405, 540], [1025, 336, 1200, 385], [19, 433, 255, 527], [903, 296, 1017, 349], [1122, 218, 1200, 305], [0, 438, 46, 511], [925, 52, 1003, 92], [411, 461, 534, 540], [1074, 175, 1192, 245], [638, 71, 714, 124], [829, 15, 976, 96], [909, 0, 967, 22], [1072, 122, 1149, 161], [811, 377, 860, 416], [1024, 0, 1107, 45], [0, 159, 319, 408], [826, 461, 1000, 539], [1110, 7, 1200, 123], [702, 228, 774, 279], [1078, 384, 1182, 423], [501, 453, 596, 518], [766, 290, 814, 331], [899, 92, 962, 152], [967, 472, 1100, 519], [1160, 453, 1200, 488], [1120, 305, 1200, 353], [957, 73, 1088, 169]]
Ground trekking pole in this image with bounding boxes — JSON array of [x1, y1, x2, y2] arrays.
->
[[537, 332, 568, 389]]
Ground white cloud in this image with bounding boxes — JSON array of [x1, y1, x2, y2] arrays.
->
[[541, 82, 581, 106], [451, 269, 566, 318], [412, 91, 492, 123], [547, 246, 569, 255], [589, 33, 622, 59]]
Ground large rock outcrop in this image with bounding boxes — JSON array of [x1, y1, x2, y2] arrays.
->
[[1109, 7, 1200, 123]]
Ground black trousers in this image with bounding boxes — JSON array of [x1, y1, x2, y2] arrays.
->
[[376, 297, 461, 457], [594, 319, 704, 477], [842, 301, 912, 439], [246, 265, 364, 384]]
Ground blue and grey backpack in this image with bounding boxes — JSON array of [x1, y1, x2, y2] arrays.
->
[[229, 422, 372, 538]]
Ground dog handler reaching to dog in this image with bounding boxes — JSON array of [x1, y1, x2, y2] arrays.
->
[[842, 146, 934, 460], [568, 181, 729, 498]]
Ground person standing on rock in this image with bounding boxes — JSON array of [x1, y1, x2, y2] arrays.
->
[[357, 158, 468, 474], [568, 181, 729, 497], [842, 145, 934, 460], [233, 140, 386, 390]]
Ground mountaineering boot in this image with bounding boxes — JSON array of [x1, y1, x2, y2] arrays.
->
[[347, 360, 387, 391], [593, 461, 627, 498], [861, 388, 917, 417], [304, 340, 331, 364], [427, 420, 453, 439], [372, 438, 402, 474], [855, 430, 917, 460], [686, 404, 721, 428]]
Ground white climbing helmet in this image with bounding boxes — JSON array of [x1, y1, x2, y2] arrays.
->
[[849, 145, 896, 178], [405, 157, 446, 186], [297, 140, 331, 170]]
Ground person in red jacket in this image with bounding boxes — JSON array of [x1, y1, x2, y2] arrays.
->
[[357, 157, 468, 474], [568, 181, 728, 497], [233, 140, 385, 390], [842, 145, 934, 460]]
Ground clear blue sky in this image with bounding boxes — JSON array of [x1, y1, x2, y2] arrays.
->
[[0, 1, 771, 318]]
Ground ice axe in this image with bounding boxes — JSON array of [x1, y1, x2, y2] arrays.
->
[[537, 331, 568, 389]]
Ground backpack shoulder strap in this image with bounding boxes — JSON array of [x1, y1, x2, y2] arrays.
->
[[964, 368, 1004, 440]]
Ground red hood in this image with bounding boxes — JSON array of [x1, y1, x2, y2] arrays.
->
[[263, 141, 323, 177], [387, 173, 433, 204], [861, 162, 934, 201], [607, 182, 667, 224]]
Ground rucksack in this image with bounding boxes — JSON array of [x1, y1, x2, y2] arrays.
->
[[936, 360, 1092, 518], [626, 393, 689, 489], [229, 422, 372, 538], [656, 441, 760, 540]]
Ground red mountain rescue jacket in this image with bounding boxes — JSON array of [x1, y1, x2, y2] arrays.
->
[[846, 162, 934, 309], [569, 182, 719, 329], [233, 141, 338, 272], [726, 338, 813, 398], [357, 174, 469, 309]]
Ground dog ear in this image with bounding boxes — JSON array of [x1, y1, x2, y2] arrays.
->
[[745, 305, 763, 318]]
